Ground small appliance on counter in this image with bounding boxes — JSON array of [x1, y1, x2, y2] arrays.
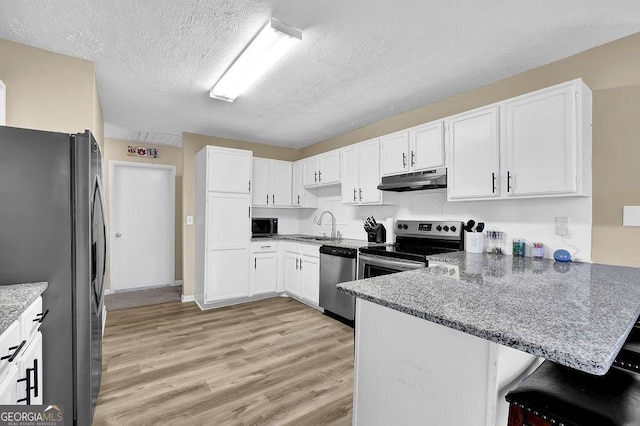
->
[[363, 216, 386, 243], [251, 217, 278, 237]]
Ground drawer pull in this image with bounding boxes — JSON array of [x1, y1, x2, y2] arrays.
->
[[33, 309, 49, 324], [1, 340, 26, 363]]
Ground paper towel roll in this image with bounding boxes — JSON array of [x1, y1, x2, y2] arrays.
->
[[386, 218, 395, 244]]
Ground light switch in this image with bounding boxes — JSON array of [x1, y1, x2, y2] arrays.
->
[[186, 215, 194, 225], [623, 206, 640, 226]]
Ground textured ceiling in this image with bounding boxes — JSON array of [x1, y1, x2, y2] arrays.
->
[[1, 1, 640, 148]]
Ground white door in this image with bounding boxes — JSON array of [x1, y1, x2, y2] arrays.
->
[[447, 106, 500, 200], [300, 253, 320, 305], [411, 121, 445, 170], [271, 161, 292, 206], [302, 156, 319, 187], [504, 84, 577, 196], [252, 253, 277, 295], [319, 151, 340, 184], [284, 251, 300, 296], [292, 161, 303, 206], [380, 131, 409, 176], [110, 162, 175, 291], [252, 158, 270, 206], [207, 147, 252, 194], [358, 139, 382, 204], [341, 145, 359, 204], [0, 79, 6, 126], [0, 364, 18, 404]]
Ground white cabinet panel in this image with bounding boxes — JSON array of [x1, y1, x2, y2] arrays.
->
[[252, 158, 270, 206], [0, 79, 5, 126], [358, 139, 381, 204], [0, 364, 18, 404], [447, 105, 500, 200], [302, 157, 319, 187], [380, 131, 409, 176], [284, 251, 301, 296], [319, 151, 340, 185], [0, 321, 21, 377], [341, 145, 359, 205], [205, 249, 250, 302], [252, 253, 277, 295], [410, 121, 445, 171], [206, 193, 250, 249], [292, 161, 317, 208], [207, 147, 252, 194], [300, 252, 320, 305], [16, 332, 42, 405], [504, 83, 577, 196], [271, 161, 292, 206]]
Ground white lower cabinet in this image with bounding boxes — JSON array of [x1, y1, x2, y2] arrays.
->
[[251, 242, 278, 295], [281, 243, 321, 307], [0, 365, 18, 404], [16, 332, 42, 405]]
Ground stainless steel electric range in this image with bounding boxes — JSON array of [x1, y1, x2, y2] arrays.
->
[[358, 220, 464, 279]]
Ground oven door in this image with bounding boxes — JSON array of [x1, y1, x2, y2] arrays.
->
[[358, 254, 426, 279]]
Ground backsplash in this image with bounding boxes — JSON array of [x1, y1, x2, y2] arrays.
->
[[297, 187, 592, 262]]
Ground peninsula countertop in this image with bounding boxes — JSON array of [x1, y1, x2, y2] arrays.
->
[[338, 252, 640, 375], [0, 282, 48, 335], [251, 234, 386, 250]]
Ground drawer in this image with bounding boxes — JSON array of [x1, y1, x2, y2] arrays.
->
[[300, 244, 320, 258], [252, 242, 277, 253], [0, 321, 23, 375], [20, 297, 44, 341]]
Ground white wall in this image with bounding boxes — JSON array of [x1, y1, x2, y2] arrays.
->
[[298, 188, 592, 262]]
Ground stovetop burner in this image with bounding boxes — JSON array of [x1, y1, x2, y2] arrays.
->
[[359, 220, 464, 262]]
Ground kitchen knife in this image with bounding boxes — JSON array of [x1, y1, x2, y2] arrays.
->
[[371, 216, 377, 225], [466, 220, 475, 232], [475, 222, 485, 233]]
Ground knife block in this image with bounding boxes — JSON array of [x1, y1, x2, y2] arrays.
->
[[367, 224, 386, 243]]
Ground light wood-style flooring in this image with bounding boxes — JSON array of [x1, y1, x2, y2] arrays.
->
[[93, 297, 354, 425]]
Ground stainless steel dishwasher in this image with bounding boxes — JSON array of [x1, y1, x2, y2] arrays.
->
[[319, 245, 357, 325]]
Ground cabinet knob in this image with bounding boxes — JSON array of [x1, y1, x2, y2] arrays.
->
[[115, 232, 122, 238]]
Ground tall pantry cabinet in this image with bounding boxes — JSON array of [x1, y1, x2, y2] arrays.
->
[[195, 146, 252, 307]]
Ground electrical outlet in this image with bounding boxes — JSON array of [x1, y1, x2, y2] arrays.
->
[[555, 217, 568, 236]]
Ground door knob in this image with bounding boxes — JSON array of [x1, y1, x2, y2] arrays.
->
[[115, 232, 122, 238]]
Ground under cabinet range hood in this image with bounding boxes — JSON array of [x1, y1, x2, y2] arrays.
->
[[377, 167, 447, 192]]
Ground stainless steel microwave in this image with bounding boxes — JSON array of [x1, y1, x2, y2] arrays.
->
[[252, 218, 278, 236]]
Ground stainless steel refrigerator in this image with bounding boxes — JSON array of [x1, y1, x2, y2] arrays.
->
[[0, 126, 107, 425]]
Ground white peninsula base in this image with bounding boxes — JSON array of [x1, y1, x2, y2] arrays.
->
[[353, 299, 543, 426]]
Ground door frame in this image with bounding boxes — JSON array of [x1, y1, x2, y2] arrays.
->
[[109, 161, 176, 292]]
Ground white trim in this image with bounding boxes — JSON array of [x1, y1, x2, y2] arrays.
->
[[104, 289, 113, 295], [109, 161, 176, 292], [172, 280, 183, 287], [181, 294, 195, 303]]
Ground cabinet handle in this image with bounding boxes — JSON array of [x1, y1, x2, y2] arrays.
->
[[507, 171, 512, 193], [492, 173, 496, 194], [249, 181, 251, 192], [1, 339, 26, 362], [353, 188, 357, 202], [297, 195, 301, 205], [318, 171, 322, 182], [359, 188, 362, 201], [272, 194, 275, 204], [17, 363, 34, 404], [266, 194, 269, 205], [296, 258, 299, 270], [254, 258, 257, 269], [314, 171, 317, 183], [260, 245, 272, 249], [411, 151, 415, 167], [33, 359, 39, 397], [402, 152, 406, 168], [248, 206, 250, 217], [33, 310, 49, 324], [300, 259, 303, 270]]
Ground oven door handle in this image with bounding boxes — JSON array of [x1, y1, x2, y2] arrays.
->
[[358, 254, 426, 270]]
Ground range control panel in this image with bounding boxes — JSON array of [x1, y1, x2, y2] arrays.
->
[[395, 220, 464, 239]]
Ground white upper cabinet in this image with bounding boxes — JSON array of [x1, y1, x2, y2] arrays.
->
[[380, 131, 409, 176], [380, 121, 445, 177], [302, 150, 341, 188], [292, 161, 317, 208], [341, 138, 383, 205], [447, 105, 501, 200], [447, 79, 592, 201], [207, 146, 252, 194], [0, 79, 5, 126], [252, 158, 292, 207], [503, 80, 590, 197]]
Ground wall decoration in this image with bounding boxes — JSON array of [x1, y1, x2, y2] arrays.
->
[[127, 146, 160, 158]]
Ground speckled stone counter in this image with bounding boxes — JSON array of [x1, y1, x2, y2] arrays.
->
[[338, 252, 640, 375], [252, 234, 386, 250], [0, 282, 48, 335]]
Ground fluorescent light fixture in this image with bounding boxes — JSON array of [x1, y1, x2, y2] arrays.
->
[[210, 18, 302, 102]]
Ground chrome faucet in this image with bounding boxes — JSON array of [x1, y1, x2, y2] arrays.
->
[[317, 210, 337, 239]]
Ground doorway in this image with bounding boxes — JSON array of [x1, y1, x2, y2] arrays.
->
[[109, 161, 175, 292]]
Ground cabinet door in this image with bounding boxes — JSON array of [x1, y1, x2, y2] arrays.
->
[[504, 84, 577, 196], [0, 364, 18, 404], [380, 131, 409, 176], [302, 157, 319, 187], [284, 251, 300, 296], [447, 106, 500, 200], [205, 248, 250, 302], [341, 146, 359, 205], [358, 139, 381, 204], [300, 253, 320, 305], [271, 161, 293, 206], [207, 147, 252, 194], [292, 161, 303, 207], [252, 253, 277, 295], [0, 79, 5, 126], [16, 332, 42, 405], [410, 121, 444, 170], [319, 151, 340, 184], [252, 158, 270, 206], [206, 193, 250, 248]]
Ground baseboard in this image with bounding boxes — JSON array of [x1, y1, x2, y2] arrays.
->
[[104, 289, 113, 295], [172, 280, 183, 287], [181, 294, 195, 303]]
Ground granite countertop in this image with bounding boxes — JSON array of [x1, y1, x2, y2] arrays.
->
[[251, 234, 386, 250], [0, 282, 48, 335], [338, 252, 640, 375]]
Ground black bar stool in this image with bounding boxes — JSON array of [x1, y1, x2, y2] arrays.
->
[[506, 328, 640, 426]]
